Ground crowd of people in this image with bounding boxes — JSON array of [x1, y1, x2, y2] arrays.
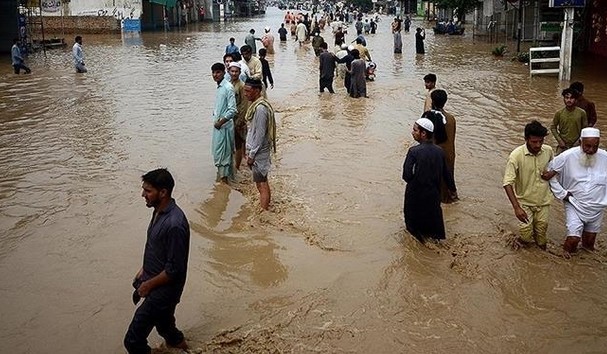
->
[[121, 67, 602, 354], [390, 15, 424, 54], [93, 18, 606, 351], [403, 72, 603, 260], [403, 73, 458, 242], [8, 8, 604, 353], [208, 4, 386, 217], [502, 82, 601, 258]]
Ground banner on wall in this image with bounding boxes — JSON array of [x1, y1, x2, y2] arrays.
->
[[41, 0, 62, 12], [122, 19, 141, 32]]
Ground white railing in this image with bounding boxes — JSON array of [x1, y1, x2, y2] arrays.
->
[[529, 46, 561, 76]]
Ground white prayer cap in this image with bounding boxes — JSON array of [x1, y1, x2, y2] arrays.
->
[[340, 43, 348, 50], [416, 118, 434, 132], [347, 45, 355, 51], [581, 127, 600, 138], [228, 62, 241, 69]]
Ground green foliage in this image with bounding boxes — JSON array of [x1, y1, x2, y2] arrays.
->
[[433, 0, 482, 22], [515, 51, 530, 63], [492, 45, 507, 57], [347, 0, 373, 12]]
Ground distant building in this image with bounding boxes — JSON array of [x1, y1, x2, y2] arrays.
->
[[470, 0, 606, 57]]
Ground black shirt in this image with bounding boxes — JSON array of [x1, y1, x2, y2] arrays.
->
[[142, 199, 190, 302], [260, 57, 274, 88], [278, 27, 288, 41]]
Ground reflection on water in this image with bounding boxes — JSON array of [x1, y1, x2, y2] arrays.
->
[[192, 183, 288, 289], [1, 6, 607, 353]]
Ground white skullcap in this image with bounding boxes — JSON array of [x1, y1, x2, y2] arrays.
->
[[340, 43, 348, 50], [416, 118, 434, 132], [228, 62, 241, 69], [581, 127, 600, 138], [347, 45, 355, 51]]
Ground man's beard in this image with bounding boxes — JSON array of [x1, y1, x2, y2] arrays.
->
[[579, 152, 596, 167]]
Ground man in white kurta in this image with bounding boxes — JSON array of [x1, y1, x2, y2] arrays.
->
[[296, 21, 308, 46], [547, 127, 607, 256]]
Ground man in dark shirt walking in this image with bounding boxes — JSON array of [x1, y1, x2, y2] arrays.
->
[[403, 118, 456, 242], [570, 81, 598, 127], [278, 23, 288, 42], [318, 42, 337, 93], [259, 48, 274, 90], [124, 168, 190, 354]]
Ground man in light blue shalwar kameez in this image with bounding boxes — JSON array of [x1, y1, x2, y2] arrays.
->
[[211, 62, 237, 182]]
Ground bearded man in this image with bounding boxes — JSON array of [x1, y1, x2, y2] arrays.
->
[[544, 127, 607, 257]]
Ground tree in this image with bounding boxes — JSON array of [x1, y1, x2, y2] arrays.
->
[[347, 0, 373, 13], [433, 0, 482, 23]]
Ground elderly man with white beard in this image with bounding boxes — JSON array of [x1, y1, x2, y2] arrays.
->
[[543, 127, 607, 257]]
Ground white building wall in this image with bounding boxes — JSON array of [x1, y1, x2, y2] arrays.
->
[[41, 0, 143, 19], [482, 0, 499, 17]]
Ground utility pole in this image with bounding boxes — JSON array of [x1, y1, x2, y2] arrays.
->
[[516, 0, 523, 53], [559, 7, 574, 81]]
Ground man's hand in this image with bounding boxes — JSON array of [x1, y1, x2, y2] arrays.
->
[[247, 156, 255, 167], [514, 205, 529, 223], [449, 190, 459, 201], [214, 118, 224, 130], [137, 280, 153, 297], [564, 192, 573, 202], [541, 170, 556, 181]]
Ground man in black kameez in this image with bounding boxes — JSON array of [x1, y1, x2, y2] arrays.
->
[[415, 27, 426, 54], [403, 118, 457, 242], [124, 168, 190, 354]]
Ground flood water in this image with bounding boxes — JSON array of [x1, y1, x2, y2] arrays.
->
[[1, 7, 607, 353]]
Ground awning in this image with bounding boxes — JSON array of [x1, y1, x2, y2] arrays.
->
[[149, 0, 177, 8]]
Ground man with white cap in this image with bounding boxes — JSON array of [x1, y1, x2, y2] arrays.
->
[[544, 127, 607, 257], [403, 118, 457, 242], [261, 26, 275, 54], [227, 62, 249, 170]]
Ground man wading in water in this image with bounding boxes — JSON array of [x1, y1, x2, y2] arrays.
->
[[244, 78, 276, 210], [403, 118, 456, 242], [125, 168, 190, 353]]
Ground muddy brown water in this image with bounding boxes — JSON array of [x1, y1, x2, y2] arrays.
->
[[1, 7, 607, 353]]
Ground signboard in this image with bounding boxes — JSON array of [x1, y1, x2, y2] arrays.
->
[[122, 19, 141, 32], [549, 0, 586, 7]]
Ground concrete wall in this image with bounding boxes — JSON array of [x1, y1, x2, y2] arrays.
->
[[34, 16, 121, 34], [42, 0, 142, 19]]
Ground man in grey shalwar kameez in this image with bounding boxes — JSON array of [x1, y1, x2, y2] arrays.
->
[[244, 78, 276, 210], [348, 49, 367, 98]]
